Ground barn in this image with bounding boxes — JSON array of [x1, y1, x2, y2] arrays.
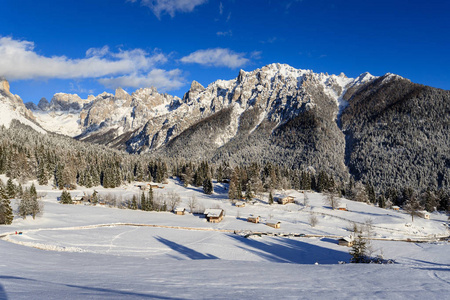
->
[[204, 209, 224, 223]]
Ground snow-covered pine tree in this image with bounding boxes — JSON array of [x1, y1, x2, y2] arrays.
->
[[60, 190, 72, 204], [0, 186, 13, 224]]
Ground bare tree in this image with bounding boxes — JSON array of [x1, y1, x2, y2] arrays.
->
[[187, 194, 198, 213], [324, 191, 340, 210], [309, 213, 318, 227], [303, 192, 309, 207], [403, 195, 423, 222], [167, 191, 181, 212]]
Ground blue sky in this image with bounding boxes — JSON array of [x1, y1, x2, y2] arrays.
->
[[1, 0, 449, 103]]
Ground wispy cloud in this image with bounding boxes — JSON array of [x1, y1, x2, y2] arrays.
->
[[98, 69, 185, 91], [0, 36, 184, 91], [131, 0, 208, 18], [180, 48, 249, 68], [216, 30, 232, 37], [219, 2, 223, 15]]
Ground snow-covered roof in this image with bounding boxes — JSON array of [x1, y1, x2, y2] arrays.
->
[[174, 207, 185, 212], [204, 209, 223, 217], [340, 236, 354, 242], [337, 204, 347, 208], [235, 201, 245, 206]]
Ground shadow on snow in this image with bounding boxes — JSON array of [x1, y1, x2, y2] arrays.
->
[[155, 236, 218, 260], [228, 234, 350, 264]]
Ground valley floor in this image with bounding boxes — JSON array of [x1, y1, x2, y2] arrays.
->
[[0, 177, 449, 299]]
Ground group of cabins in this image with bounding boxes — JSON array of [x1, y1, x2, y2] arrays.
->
[[247, 215, 281, 228], [135, 183, 164, 191]]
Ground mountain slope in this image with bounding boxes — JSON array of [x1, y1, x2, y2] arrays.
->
[[341, 74, 450, 191]]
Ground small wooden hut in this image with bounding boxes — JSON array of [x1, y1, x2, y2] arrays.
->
[[204, 209, 224, 223], [235, 201, 245, 208], [247, 216, 260, 223], [266, 221, 281, 229], [278, 196, 295, 205], [174, 207, 186, 215], [338, 236, 354, 247], [337, 204, 348, 211]]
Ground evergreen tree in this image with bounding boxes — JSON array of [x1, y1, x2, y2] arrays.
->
[[91, 190, 98, 205], [203, 177, 213, 195], [148, 186, 154, 211], [131, 195, 138, 210], [245, 182, 253, 202], [60, 190, 72, 204], [6, 178, 16, 199], [38, 162, 48, 185], [268, 191, 274, 205], [0, 187, 14, 225], [141, 191, 147, 211]]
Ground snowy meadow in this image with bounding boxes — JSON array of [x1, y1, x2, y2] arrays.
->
[[0, 177, 449, 299]]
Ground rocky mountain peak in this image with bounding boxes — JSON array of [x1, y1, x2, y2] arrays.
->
[[114, 87, 131, 101], [0, 78, 10, 94], [37, 98, 50, 111]]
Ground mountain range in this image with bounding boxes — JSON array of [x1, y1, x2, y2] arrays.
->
[[1, 63, 449, 192]]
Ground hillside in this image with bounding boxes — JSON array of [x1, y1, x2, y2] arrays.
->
[[0, 176, 449, 299]]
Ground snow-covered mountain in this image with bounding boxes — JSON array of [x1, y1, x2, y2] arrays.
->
[[0, 78, 46, 134], [24, 63, 377, 152]]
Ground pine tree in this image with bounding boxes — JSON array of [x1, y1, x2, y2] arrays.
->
[[91, 190, 98, 205], [245, 182, 253, 202], [38, 162, 48, 185], [141, 191, 147, 211], [148, 186, 154, 211], [6, 178, 16, 199], [0, 186, 14, 224], [60, 190, 72, 204], [131, 195, 138, 210], [268, 191, 274, 205], [203, 178, 213, 195]]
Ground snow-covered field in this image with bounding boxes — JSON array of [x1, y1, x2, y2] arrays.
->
[[1, 177, 449, 299]]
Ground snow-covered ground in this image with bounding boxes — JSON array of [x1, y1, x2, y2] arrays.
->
[[0, 177, 449, 299]]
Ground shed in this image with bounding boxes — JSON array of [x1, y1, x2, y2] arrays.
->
[[337, 204, 348, 211], [420, 211, 430, 219], [235, 201, 245, 208], [392, 206, 400, 211], [203, 209, 224, 223], [338, 236, 354, 247], [266, 221, 281, 229], [174, 207, 186, 215], [247, 216, 260, 223], [72, 196, 84, 205], [150, 184, 159, 189], [278, 196, 295, 205]]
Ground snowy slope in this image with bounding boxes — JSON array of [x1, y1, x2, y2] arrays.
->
[[0, 177, 449, 299]]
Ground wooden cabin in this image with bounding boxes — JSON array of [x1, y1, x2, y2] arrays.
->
[[204, 209, 224, 223], [235, 201, 245, 208], [392, 206, 400, 211], [278, 196, 295, 205], [247, 216, 260, 223], [338, 236, 354, 247], [174, 207, 186, 215], [72, 196, 84, 205], [337, 204, 348, 211], [266, 221, 281, 229], [150, 184, 159, 189], [420, 211, 430, 219]]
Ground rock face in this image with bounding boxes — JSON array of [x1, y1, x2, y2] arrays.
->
[[0, 79, 45, 133]]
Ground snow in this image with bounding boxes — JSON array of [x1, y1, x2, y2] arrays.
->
[[32, 110, 81, 137], [0, 179, 449, 299], [0, 101, 46, 134]]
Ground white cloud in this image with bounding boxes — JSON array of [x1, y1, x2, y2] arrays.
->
[[216, 30, 232, 37], [180, 48, 249, 68], [135, 0, 208, 18], [98, 69, 185, 91], [219, 2, 223, 15], [0, 36, 184, 91]]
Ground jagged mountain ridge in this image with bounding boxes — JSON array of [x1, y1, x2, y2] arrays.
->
[[4, 63, 449, 192], [22, 63, 376, 154]]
